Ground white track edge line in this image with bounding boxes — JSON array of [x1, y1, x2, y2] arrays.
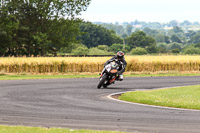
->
[[107, 86, 200, 112]]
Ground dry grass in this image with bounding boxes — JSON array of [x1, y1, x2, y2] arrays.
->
[[1, 55, 200, 74]]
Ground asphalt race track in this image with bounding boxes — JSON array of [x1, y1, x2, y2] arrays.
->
[[1, 76, 200, 133]]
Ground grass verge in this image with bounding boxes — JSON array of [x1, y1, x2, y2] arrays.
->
[[0, 73, 99, 80], [1, 72, 200, 80], [0, 125, 130, 133], [119, 85, 200, 110]]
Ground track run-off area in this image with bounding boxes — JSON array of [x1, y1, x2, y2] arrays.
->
[[1, 76, 200, 133]]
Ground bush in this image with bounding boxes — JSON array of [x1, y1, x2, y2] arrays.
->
[[183, 47, 200, 55], [88, 48, 113, 55], [109, 43, 123, 53], [59, 43, 80, 53], [167, 42, 182, 51], [109, 43, 130, 53], [72, 45, 89, 55], [97, 45, 109, 51], [171, 48, 180, 53], [130, 47, 148, 55], [146, 45, 158, 53], [157, 43, 168, 53]]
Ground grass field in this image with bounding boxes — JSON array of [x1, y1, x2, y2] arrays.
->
[[1, 72, 200, 80], [0, 125, 131, 133], [1, 55, 200, 74], [119, 85, 200, 110]]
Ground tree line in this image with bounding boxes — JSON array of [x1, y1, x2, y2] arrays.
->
[[1, 1, 200, 56], [70, 22, 200, 55]]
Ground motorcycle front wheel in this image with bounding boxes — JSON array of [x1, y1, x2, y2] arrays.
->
[[97, 74, 107, 89]]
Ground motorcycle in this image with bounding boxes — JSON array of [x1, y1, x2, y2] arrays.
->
[[97, 60, 120, 89]]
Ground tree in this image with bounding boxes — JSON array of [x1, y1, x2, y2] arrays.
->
[[33, 32, 52, 56], [190, 33, 200, 44], [126, 31, 146, 48], [167, 42, 182, 52], [185, 30, 196, 39], [168, 20, 179, 27], [100, 23, 126, 36], [155, 34, 165, 43], [143, 28, 158, 37], [47, 19, 81, 55], [126, 24, 132, 36], [0, 0, 91, 56], [164, 36, 171, 44], [126, 31, 157, 53], [0, 30, 8, 56], [157, 43, 168, 53], [78, 22, 123, 48], [180, 20, 191, 26], [168, 26, 185, 42], [173, 26, 184, 33], [0, 8, 20, 56], [194, 43, 200, 48], [171, 35, 182, 43]]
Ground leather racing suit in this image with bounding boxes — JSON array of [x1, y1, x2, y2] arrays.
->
[[104, 56, 127, 80]]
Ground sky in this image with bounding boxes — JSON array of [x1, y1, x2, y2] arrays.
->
[[80, 0, 200, 23]]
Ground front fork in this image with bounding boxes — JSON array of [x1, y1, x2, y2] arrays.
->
[[99, 69, 117, 85], [100, 68, 106, 78]]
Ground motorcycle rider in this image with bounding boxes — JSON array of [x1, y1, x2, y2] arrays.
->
[[104, 51, 127, 81]]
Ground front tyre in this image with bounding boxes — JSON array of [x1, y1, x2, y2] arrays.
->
[[97, 74, 107, 89]]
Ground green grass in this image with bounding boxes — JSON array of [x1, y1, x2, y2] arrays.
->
[[119, 85, 200, 110], [0, 125, 130, 133], [1, 72, 200, 80], [0, 73, 99, 80], [126, 72, 200, 77]]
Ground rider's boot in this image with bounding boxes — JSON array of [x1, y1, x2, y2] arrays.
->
[[118, 74, 123, 81]]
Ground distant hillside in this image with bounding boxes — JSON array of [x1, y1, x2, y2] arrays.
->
[[93, 20, 200, 36]]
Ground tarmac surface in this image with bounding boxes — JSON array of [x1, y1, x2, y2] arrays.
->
[[1, 76, 200, 133]]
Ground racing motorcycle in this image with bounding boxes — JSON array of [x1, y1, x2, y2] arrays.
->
[[97, 60, 120, 89]]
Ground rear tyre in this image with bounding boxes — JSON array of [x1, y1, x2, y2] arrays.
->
[[103, 85, 107, 88], [97, 75, 107, 89]]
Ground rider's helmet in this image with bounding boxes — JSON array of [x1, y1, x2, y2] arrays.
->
[[117, 51, 124, 61]]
